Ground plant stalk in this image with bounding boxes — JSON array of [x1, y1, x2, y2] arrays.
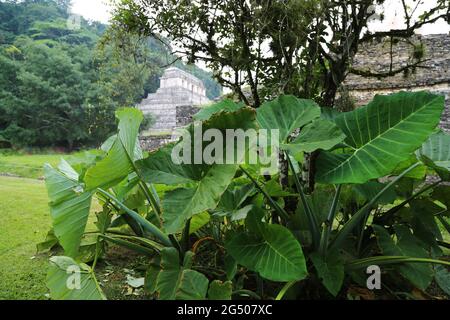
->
[[319, 184, 342, 257], [97, 188, 172, 247], [347, 255, 450, 270], [330, 163, 420, 251], [285, 151, 320, 249], [240, 166, 290, 221], [120, 138, 163, 226], [276, 281, 297, 300], [378, 179, 442, 223]]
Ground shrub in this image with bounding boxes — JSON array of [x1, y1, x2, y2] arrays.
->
[[42, 93, 450, 300]]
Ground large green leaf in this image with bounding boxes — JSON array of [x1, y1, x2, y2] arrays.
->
[[226, 208, 307, 282], [140, 108, 257, 233], [208, 280, 233, 300], [61, 150, 105, 181], [194, 100, 245, 121], [189, 211, 210, 234], [353, 181, 397, 205], [146, 248, 209, 300], [283, 119, 346, 153], [213, 183, 255, 221], [162, 164, 238, 233], [176, 270, 210, 300], [137, 144, 200, 185], [44, 164, 92, 257], [47, 256, 106, 300], [317, 92, 445, 184], [138, 107, 257, 185], [435, 265, 450, 296], [410, 200, 444, 241], [374, 225, 433, 290], [257, 95, 321, 143], [84, 108, 143, 190], [408, 200, 444, 257], [310, 251, 344, 297], [418, 131, 450, 181], [36, 229, 59, 254]]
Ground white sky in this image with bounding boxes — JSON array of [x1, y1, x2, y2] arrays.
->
[[72, 0, 450, 34], [369, 0, 450, 34], [71, 0, 112, 24], [71, 0, 449, 34]]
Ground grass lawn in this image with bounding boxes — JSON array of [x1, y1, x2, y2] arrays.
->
[[0, 151, 117, 300], [0, 153, 66, 179], [0, 176, 52, 300], [0, 175, 101, 300]]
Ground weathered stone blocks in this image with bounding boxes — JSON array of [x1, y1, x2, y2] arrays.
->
[[138, 67, 211, 150], [345, 34, 450, 133]]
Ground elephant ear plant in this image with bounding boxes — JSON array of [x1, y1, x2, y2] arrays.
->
[[42, 91, 450, 300]]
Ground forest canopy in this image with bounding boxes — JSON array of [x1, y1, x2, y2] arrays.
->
[[0, 0, 221, 149]]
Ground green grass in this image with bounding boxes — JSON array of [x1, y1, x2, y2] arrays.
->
[[0, 151, 105, 300], [0, 149, 103, 300], [0, 153, 66, 179], [0, 176, 52, 300]]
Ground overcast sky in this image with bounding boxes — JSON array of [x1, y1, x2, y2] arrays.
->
[[71, 0, 449, 34], [71, 0, 111, 24]]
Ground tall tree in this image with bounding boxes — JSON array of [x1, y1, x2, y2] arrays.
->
[[113, 0, 449, 108]]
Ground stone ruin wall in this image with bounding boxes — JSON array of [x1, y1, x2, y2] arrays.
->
[[176, 105, 201, 127], [138, 67, 207, 150], [139, 105, 200, 151], [139, 134, 173, 151], [345, 34, 450, 132], [139, 67, 210, 133]]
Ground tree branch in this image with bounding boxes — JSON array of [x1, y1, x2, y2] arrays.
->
[[349, 59, 431, 78]]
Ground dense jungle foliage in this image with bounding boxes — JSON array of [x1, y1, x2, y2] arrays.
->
[[0, 0, 221, 149]]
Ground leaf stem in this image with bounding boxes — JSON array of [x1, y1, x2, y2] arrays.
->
[[380, 179, 442, 222], [119, 138, 163, 226], [99, 234, 156, 255], [286, 151, 320, 249], [91, 236, 101, 270], [319, 185, 342, 257], [239, 166, 290, 221], [275, 281, 297, 300], [330, 163, 420, 251], [97, 188, 172, 247], [347, 255, 450, 270]]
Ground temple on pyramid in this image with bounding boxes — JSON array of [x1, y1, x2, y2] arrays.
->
[[139, 67, 211, 133]]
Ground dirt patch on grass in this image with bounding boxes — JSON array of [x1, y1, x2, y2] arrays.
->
[[95, 246, 154, 300]]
